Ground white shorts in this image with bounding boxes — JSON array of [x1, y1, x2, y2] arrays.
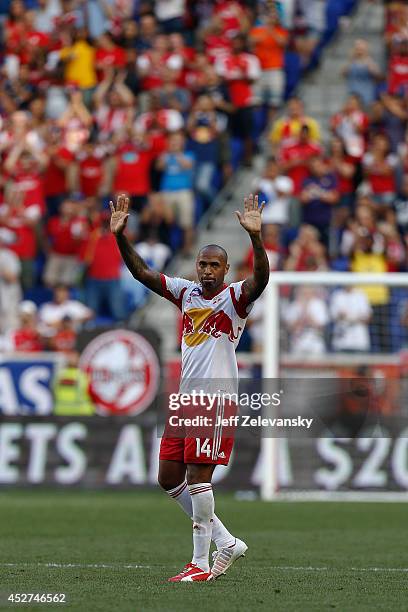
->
[[254, 69, 285, 107]]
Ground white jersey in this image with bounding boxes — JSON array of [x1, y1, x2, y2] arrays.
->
[[160, 274, 253, 394]]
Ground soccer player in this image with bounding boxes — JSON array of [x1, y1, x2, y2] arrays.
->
[[110, 192, 269, 582]]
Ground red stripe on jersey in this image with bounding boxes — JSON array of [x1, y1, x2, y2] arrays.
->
[[160, 273, 187, 311], [230, 286, 250, 319]]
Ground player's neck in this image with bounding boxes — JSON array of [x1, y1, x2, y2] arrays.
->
[[201, 283, 227, 300]]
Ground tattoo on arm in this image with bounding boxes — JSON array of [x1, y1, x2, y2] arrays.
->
[[115, 233, 162, 296], [243, 233, 270, 303]]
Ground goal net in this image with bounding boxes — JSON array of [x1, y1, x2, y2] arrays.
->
[[260, 272, 408, 500]]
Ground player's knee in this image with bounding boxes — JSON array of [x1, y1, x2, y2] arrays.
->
[[186, 464, 214, 485], [157, 471, 181, 491]]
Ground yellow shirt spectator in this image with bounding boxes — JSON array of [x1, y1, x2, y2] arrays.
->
[[60, 41, 97, 89], [351, 251, 389, 305], [269, 116, 321, 146]]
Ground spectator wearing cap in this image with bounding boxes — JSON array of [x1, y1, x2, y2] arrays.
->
[[6, 301, 43, 352], [0, 228, 22, 334]]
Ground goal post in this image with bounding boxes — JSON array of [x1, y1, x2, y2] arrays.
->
[[261, 272, 408, 501]]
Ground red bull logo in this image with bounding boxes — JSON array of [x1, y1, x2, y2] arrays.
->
[[182, 308, 240, 347]]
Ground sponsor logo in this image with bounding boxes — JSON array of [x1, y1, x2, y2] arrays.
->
[[79, 330, 160, 416], [182, 308, 240, 346]]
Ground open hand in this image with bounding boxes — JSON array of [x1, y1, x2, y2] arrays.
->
[[235, 193, 265, 235], [110, 194, 129, 235]]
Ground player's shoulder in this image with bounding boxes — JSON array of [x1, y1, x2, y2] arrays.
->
[[227, 281, 254, 319], [160, 274, 199, 308]]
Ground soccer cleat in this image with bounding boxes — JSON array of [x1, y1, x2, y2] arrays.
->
[[168, 563, 213, 582], [211, 538, 248, 579]]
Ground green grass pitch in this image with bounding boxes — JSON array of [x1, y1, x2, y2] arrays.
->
[[0, 490, 407, 611]]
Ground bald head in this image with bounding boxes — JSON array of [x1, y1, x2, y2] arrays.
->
[[198, 244, 228, 264], [196, 244, 229, 296]]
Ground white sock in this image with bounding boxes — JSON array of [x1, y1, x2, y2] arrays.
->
[[167, 481, 235, 549], [188, 483, 214, 572]]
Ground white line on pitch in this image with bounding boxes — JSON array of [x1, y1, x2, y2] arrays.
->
[[1, 562, 408, 573], [272, 566, 408, 572], [0, 562, 157, 570]]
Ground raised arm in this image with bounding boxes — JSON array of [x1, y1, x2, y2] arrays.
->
[[235, 193, 269, 303], [110, 194, 163, 296]]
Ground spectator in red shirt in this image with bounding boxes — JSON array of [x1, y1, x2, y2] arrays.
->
[[284, 224, 329, 272], [363, 134, 398, 207], [331, 94, 369, 161], [83, 212, 125, 320], [201, 17, 232, 63], [328, 136, 357, 210], [95, 32, 127, 79], [111, 129, 153, 213], [137, 34, 168, 92], [57, 89, 93, 154], [4, 140, 47, 211], [8, 300, 43, 352], [279, 125, 322, 196], [1, 145, 47, 289], [213, 0, 249, 38], [245, 223, 282, 272], [44, 198, 87, 287], [43, 126, 75, 215], [75, 141, 106, 198], [215, 33, 261, 165], [388, 38, 408, 96], [93, 69, 135, 143], [49, 316, 78, 353]]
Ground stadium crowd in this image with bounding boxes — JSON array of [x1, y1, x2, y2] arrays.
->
[[0, 0, 407, 356]]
